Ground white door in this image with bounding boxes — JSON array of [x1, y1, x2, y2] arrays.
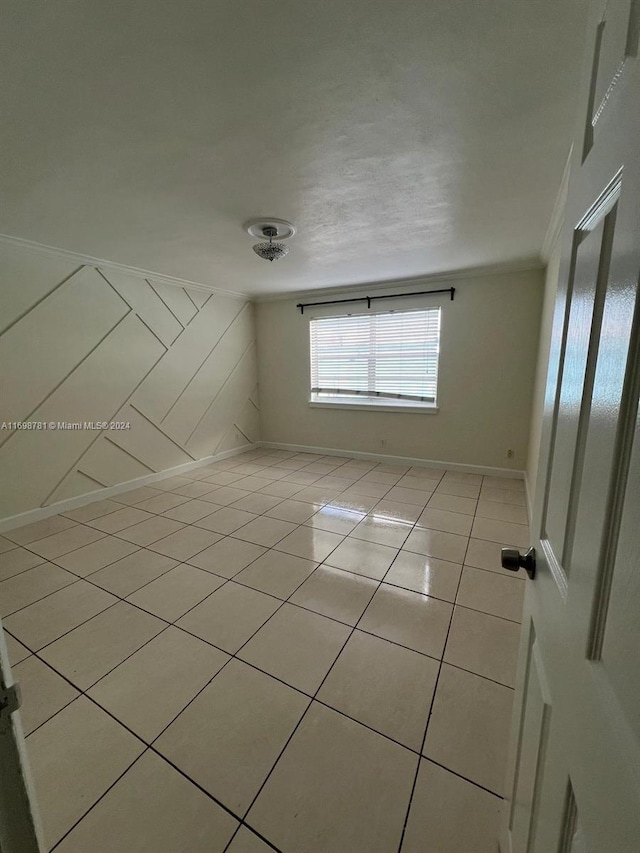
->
[[501, 0, 640, 851], [0, 627, 43, 852]]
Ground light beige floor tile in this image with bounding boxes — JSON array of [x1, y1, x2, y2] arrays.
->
[[28, 696, 144, 850], [328, 494, 380, 513], [194, 507, 258, 534], [40, 601, 166, 689], [445, 606, 521, 687], [27, 525, 105, 559], [231, 493, 286, 515], [171, 481, 219, 498], [226, 826, 272, 853], [177, 582, 280, 653], [313, 475, 358, 491], [396, 475, 441, 492], [202, 486, 251, 506], [253, 468, 288, 482], [232, 517, 298, 548], [290, 487, 343, 507], [434, 480, 481, 499], [156, 659, 308, 813], [162, 499, 220, 523], [423, 663, 513, 795], [55, 750, 237, 853], [90, 549, 178, 596], [471, 516, 530, 547], [427, 492, 478, 515], [384, 486, 433, 506], [402, 759, 502, 853], [0, 547, 45, 581], [305, 505, 363, 535], [476, 499, 529, 524], [13, 655, 79, 734], [234, 551, 317, 599], [112, 486, 164, 505], [369, 499, 421, 524], [3, 630, 31, 664], [149, 526, 222, 560], [359, 584, 452, 658], [134, 492, 191, 514], [442, 470, 482, 484], [239, 604, 350, 694], [152, 475, 193, 492], [264, 499, 317, 524], [465, 537, 527, 578], [248, 702, 416, 853], [0, 563, 76, 617], [4, 580, 117, 649], [62, 499, 123, 523], [117, 516, 185, 546], [4, 515, 76, 546], [274, 526, 344, 562], [348, 517, 412, 548], [416, 507, 473, 537], [457, 566, 526, 622], [53, 536, 139, 576], [343, 481, 392, 499], [0, 534, 17, 554], [403, 527, 468, 564], [318, 630, 438, 750], [258, 480, 305, 499], [87, 506, 154, 533], [282, 471, 323, 485], [187, 537, 266, 578], [89, 627, 228, 740], [360, 471, 403, 486], [479, 485, 527, 506], [384, 551, 462, 602], [127, 564, 225, 622], [232, 476, 274, 492], [289, 565, 378, 626], [325, 538, 398, 581], [203, 469, 247, 486], [483, 475, 525, 491]]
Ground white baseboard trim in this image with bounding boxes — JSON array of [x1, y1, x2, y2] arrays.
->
[[260, 441, 525, 479], [0, 444, 259, 533]]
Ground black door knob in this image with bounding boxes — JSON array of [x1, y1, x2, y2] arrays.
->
[[501, 547, 536, 580]]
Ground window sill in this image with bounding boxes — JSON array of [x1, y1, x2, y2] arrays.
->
[[309, 399, 439, 414]]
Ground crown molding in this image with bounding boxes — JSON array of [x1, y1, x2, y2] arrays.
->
[[252, 258, 544, 303], [541, 146, 572, 263], [0, 233, 250, 301]]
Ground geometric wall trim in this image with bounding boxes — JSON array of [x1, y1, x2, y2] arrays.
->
[[0, 242, 259, 520]]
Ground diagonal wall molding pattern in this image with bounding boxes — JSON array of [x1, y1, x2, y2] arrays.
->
[[0, 241, 260, 520]]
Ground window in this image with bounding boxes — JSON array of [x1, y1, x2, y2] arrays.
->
[[309, 307, 441, 410]]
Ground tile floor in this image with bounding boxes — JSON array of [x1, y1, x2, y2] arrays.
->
[[0, 449, 529, 853]]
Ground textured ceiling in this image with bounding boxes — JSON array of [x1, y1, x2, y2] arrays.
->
[[1, 0, 586, 295]]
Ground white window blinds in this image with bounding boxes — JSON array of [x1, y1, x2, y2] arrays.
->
[[310, 307, 441, 404]]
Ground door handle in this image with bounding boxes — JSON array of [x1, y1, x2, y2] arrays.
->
[[501, 547, 536, 580]]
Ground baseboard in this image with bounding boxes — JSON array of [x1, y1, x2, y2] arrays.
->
[[0, 444, 259, 533], [260, 441, 525, 479]]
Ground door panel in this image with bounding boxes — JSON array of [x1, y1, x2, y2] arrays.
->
[[501, 0, 640, 851]]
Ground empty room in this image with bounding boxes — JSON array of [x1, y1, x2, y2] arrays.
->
[[1, 0, 638, 851]]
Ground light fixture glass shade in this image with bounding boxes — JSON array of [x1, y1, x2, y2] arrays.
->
[[252, 241, 289, 262]]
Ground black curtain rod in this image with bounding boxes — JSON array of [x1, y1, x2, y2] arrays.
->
[[296, 287, 455, 314]]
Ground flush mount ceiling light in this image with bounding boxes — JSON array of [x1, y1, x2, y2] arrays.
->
[[244, 218, 296, 262]]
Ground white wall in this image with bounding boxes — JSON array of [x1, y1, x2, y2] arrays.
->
[[0, 240, 259, 521], [526, 239, 562, 505], [256, 269, 544, 470]]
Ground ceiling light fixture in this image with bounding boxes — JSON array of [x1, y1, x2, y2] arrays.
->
[[244, 218, 295, 262]]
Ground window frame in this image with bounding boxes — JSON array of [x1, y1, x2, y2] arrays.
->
[[307, 306, 441, 414]]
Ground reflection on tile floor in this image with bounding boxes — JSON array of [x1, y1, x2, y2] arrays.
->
[[1, 449, 529, 852]]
